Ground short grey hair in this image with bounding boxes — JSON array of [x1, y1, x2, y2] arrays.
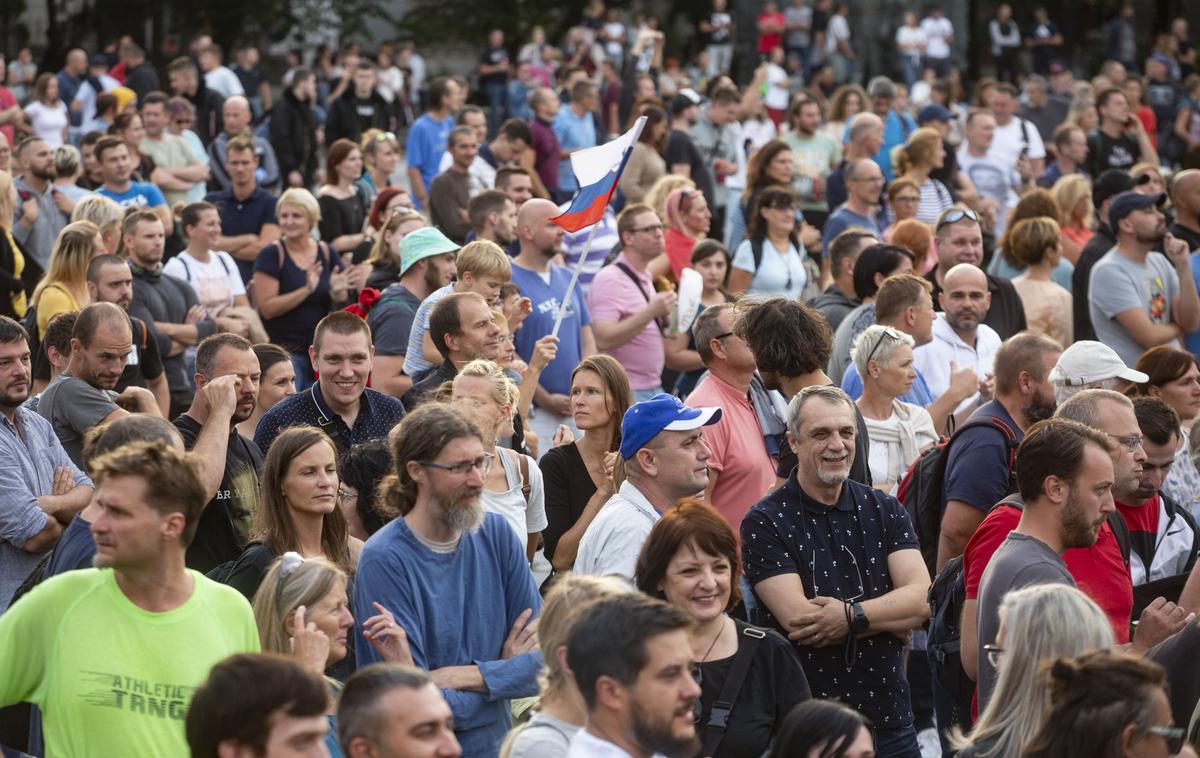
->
[[1053, 388, 1133, 427], [1054, 377, 1121, 405], [693, 303, 735, 366], [851, 325, 914, 380], [786, 385, 856, 441], [338, 663, 434, 752]]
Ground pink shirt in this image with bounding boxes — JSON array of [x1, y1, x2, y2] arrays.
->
[[588, 253, 665, 391], [686, 372, 777, 529]]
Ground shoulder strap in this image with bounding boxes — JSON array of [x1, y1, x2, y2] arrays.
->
[[217, 253, 231, 276], [274, 239, 285, 270], [702, 625, 766, 757], [751, 237, 764, 273], [1106, 510, 1132, 567], [614, 261, 665, 332], [517, 451, 532, 507]]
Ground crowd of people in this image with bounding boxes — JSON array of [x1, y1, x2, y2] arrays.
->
[[5, 2, 1200, 758]]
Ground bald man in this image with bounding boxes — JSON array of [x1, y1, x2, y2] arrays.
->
[[511, 198, 596, 452], [57, 49, 89, 128], [914, 263, 1003, 419], [207, 95, 280, 192]]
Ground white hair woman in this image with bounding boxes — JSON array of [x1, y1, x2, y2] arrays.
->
[[852, 324, 937, 493], [954, 583, 1116, 758]]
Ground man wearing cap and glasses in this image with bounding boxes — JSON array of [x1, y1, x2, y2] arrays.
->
[[369, 227, 460, 398], [1089, 190, 1200, 367], [574, 393, 721, 582], [742, 385, 930, 757]]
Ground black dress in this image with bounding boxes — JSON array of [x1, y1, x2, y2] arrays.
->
[[539, 442, 599, 565], [318, 191, 367, 247]]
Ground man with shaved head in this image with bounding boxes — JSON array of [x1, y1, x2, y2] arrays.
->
[[1171, 170, 1200, 355], [511, 198, 596, 450], [207, 94, 280, 192], [924, 206, 1027, 339]]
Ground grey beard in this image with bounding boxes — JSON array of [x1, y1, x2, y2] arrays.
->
[[430, 492, 485, 533]]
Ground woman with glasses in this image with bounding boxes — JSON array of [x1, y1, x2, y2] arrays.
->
[[1023, 650, 1183, 758], [165, 97, 209, 203], [953, 583, 1114, 758], [656, 186, 713, 282], [729, 184, 817, 301], [635, 500, 809, 758], [449, 360, 547, 562], [728, 140, 797, 253], [225, 426, 362, 603], [893, 128, 955, 225], [883, 179, 921, 241], [851, 325, 937, 494], [1126, 346, 1200, 514]]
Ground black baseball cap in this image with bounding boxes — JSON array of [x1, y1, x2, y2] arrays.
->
[[1092, 169, 1137, 209]]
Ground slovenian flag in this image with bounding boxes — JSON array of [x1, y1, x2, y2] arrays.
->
[[551, 116, 647, 232]]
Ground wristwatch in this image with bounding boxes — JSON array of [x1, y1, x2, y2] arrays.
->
[[850, 601, 870, 635]]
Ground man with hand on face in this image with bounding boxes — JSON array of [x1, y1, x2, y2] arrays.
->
[[1086, 87, 1158, 177], [353, 404, 541, 758], [564, 593, 703, 758], [207, 95, 280, 194], [575, 393, 720, 582], [255, 312, 404, 454], [174, 333, 264, 574], [37, 303, 162, 469], [741, 385, 930, 756], [1090, 191, 1200, 367]]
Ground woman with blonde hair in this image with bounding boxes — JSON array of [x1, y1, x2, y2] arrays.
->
[[1052, 173, 1093, 264], [501, 574, 628, 758], [32, 220, 100, 334], [71, 194, 123, 255], [449, 359, 547, 561], [821, 84, 868, 145], [356, 129, 401, 204], [643, 174, 695, 224], [0, 171, 28, 319], [954, 583, 1115, 758], [894, 127, 955, 224], [362, 207, 426, 291], [1008, 216, 1072, 347]]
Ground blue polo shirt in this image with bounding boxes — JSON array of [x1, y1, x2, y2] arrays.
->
[[552, 106, 597, 193], [406, 113, 455, 207], [509, 263, 591, 397], [97, 181, 166, 210], [841, 363, 935, 406], [205, 186, 278, 283], [941, 399, 1023, 515], [741, 475, 919, 727], [253, 384, 406, 455]]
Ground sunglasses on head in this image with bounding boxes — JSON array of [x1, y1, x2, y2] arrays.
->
[[936, 208, 980, 232]]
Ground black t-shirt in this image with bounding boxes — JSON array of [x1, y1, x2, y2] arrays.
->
[[665, 130, 715, 209], [1170, 222, 1200, 253], [1086, 130, 1140, 177], [1072, 224, 1118, 342], [479, 47, 510, 88], [174, 414, 265, 574], [696, 620, 811, 758], [539, 442, 598, 563]]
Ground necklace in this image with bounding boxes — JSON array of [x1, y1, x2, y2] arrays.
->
[[693, 618, 727, 691]]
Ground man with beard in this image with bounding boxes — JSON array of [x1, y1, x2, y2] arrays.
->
[[924, 207, 1026, 340], [973, 418, 1119, 711], [935, 332, 1061, 571], [564, 593, 702, 758], [12, 137, 69, 272], [574, 393, 720, 580], [37, 303, 162, 469], [511, 199, 596, 450], [0, 440, 258, 756], [255, 312, 405, 455], [428, 126, 480, 245], [369, 229, 460, 399], [352, 403, 541, 758], [402, 292, 502, 411], [1090, 191, 1200, 367], [173, 334, 265, 574], [0, 316, 91, 612], [914, 264, 1002, 417], [467, 190, 518, 249], [742, 385, 930, 756]]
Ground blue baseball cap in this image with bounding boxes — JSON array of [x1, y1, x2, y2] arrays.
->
[[1108, 191, 1166, 232], [917, 104, 956, 124], [619, 393, 722, 460]]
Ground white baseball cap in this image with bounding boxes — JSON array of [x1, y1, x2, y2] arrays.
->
[[1049, 341, 1148, 387]]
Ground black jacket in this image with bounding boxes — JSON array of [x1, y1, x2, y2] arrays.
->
[[124, 62, 160, 104], [1072, 222, 1117, 342], [325, 89, 392, 145], [183, 76, 225, 146], [270, 89, 319, 187]]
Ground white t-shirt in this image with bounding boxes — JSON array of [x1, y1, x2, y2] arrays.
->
[[162, 250, 245, 317], [826, 15, 850, 56], [732, 237, 808, 300], [863, 406, 938, 490], [765, 63, 791, 110], [989, 116, 1046, 170], [957, 148, 1020, 235], [481, 449, 548, 553], [24, 102, 69, 148], [921, 16, 954, 59], [896, 25, 927, 58], [203, 66, 245, 99]]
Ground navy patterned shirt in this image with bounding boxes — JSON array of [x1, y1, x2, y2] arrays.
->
[[741, 474, 919, 727], [253, 384, 405, 455]]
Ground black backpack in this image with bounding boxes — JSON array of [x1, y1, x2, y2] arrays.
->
[[897, 415, 1020, 576]]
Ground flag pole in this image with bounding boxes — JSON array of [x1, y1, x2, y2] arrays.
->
[[551, 220, 600, 339]]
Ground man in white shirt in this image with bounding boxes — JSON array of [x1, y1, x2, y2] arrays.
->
[[199, 45, 245, 100], [957, 109, 1028, 236], [920, 6, 954, 76], [987, 83, 1044, 178], [574, 393, 720, 581], [915, 264, 1001, 413], [565, 593, 702, 758]]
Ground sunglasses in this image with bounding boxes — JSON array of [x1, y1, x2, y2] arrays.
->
[[936, 208, 980, 232], [1145, 726, 1185, 754], [864, 327, 903, 366]]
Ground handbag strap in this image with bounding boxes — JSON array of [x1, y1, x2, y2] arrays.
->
[[701, 625, 766, 757], [614, 261, 666, 332]]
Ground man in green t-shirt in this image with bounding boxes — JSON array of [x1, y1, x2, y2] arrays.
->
[[0, 440, 259, 757]]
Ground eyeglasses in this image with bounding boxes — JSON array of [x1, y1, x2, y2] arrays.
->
[[420, 453, 494, 476], [983, 644, 1004, 669], [629, 223, 664, 235], [893, 194, 920, 204], [1106, 432, 1144, 452], [713, 332, 735, 341], [864, 327, 903, 367], [1145, 726, 1185, 754], [936, 208, 981, 232]]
